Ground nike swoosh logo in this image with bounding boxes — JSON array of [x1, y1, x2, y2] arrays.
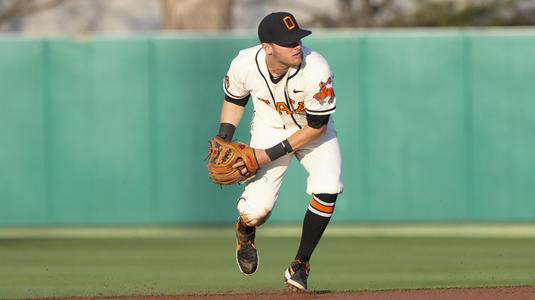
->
[[293, 89, 304, 93]]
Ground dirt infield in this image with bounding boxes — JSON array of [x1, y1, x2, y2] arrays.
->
[[59, 286, 535, 300]]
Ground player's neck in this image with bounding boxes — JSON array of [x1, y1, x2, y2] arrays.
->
[[265, 55, 290, 78]]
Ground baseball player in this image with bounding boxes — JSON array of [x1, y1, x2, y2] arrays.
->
[[215, 12, 343, 292]]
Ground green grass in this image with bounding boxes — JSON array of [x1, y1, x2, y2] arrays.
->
[[1, 226, 535, 299]]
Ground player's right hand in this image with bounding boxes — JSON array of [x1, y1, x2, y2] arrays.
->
[[233, 149, 269, 174]]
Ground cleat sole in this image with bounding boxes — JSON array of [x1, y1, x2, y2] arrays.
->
[[235, 250, 259, 275], [284, 267, 306, 291], [286, 283, 306, 293]]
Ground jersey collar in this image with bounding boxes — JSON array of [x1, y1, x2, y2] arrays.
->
[[256, 46, 301, 83]]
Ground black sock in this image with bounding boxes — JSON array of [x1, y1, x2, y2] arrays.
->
[[295, 193, 338, 262]]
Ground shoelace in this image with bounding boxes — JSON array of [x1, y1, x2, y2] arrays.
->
[[237, 230, 255, 245]]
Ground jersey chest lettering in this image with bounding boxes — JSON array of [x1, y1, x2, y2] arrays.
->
[[275, 99, 305, 115], [258, 97, 305, 115]]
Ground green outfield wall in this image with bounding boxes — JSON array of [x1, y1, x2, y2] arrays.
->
[[1, 30, 535, 225]]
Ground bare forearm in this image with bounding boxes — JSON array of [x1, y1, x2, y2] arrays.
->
[[287, 125, 327, 151], [220, 100, 245, 126], [255, 125, 327, 166]]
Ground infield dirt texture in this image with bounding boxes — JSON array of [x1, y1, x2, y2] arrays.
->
[[2, 225, 535, 299]]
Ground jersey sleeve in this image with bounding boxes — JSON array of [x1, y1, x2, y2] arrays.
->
[[223, 56, 250, 102], [304, 54, 337, 116]]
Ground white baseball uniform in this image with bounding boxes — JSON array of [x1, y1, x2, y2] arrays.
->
[[223, 45, 343, 226]]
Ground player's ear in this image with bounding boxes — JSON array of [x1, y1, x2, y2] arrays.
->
[[262, 43, 273, 55]]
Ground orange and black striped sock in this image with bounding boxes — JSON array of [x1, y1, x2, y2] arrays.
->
[[295, 193, 337, 262]]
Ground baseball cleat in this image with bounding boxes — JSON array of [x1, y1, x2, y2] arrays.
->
[[284, 259, 310, 292], [235, 219, 258, 275]]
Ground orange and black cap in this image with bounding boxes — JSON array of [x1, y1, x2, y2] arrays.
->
[[258, 12, 312, 46]]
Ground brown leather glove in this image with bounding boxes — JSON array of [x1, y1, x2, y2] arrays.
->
[[207, 136, 260, 185]]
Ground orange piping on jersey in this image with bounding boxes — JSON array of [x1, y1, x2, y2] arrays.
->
[[258, 98, 271, 105]]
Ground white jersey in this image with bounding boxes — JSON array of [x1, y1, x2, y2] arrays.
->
[[223, 45, 343, 227], [223, 45, 337, 131]]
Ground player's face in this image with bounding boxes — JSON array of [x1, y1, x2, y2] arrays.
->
[[271, 40, 302, 67]]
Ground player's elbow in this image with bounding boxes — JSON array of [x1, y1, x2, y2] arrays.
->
[[310, 124, 328, 137], [318, 124, 328, 134]]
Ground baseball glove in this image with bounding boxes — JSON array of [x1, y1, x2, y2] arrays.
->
[[207, 136, 260, 185]]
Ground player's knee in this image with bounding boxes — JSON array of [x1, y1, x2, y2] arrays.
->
[[240, 209, 271, 227], [239, 208, 271, 227], [237, 197, 272, 227], [307, 180, 344, 196]]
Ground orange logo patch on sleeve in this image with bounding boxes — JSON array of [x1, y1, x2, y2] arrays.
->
[[313, 77, 335, 105]]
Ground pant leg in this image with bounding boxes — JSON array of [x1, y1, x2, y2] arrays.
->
[[237, 121, 294, 227], [295, 122, 344, 195]]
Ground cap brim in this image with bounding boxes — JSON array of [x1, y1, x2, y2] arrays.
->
[[273, 29, 312, 46]]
